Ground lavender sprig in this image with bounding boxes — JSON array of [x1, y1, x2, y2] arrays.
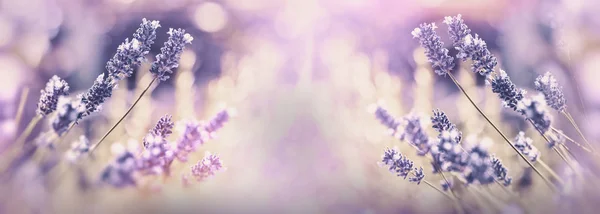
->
[[491, 156, 512, 186], [150, 28, 194, 82], [411, 23, 455, 76], [514, 132, 540, 162], [443, 14, 471, 47], [517, 95, 552, 134], [381, 148, 424, 183], [36, 75, 70, 117], [444, 15, 497, 77], [107, 19, 160, 81], [52, 96, 85, 136], [78, 74, 116, 118], [491, 70, 526, 111], [431, 109, 461, 142], [534, 72, 566, 112], [175, 110, 231, 162], [373, 106, 401, 134], [399, 113, 432, 156], [150, 115, 175, 139], [189, 152, 224, 181]]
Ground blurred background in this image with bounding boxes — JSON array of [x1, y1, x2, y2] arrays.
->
[[1, 0, 600, 213]]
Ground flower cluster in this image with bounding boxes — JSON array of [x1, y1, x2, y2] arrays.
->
[[65, 135, 91, 164], [534, 72, 566, 112], [517, 95, 552, 134], [463, 143, 496, 185], [138, 115, 176, 175], [150, 28, 194, 82], [78, 74, 116, 118], [491, 70, 526, 111], [411, 23, 455, 76], [373, 105, 401, 135], [189, 152, 224, 182], [431, 109, 461, 141], [431, 129, 468, 173], [100, 143, 138, 188], [51, 96, 85, 136], [381, 148, 424, 184], [399, 113, 432, 156], [36, 75, 70, 117], [444, 15, 497, 77], [107, 19, 160, 81], [513, 132, 541, 162], [491, 156, 513, 186]]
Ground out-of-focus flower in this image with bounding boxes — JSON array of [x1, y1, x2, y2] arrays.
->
[[491, 70, 526, 111], [36, 75, 69, 117], [174, 110, 231, 162], [513, 132, 540, 162], [534, 72, 566, 112], [99, 143, 138, 188], [189, 152, 224, 181], [431, 129, 468, 173], [51, 96, 85, 136], [373, 105, 401, 135], [491, 156, 512, 186], [517, 95, 552, 134], [139, 115, 176, 175], [547, 129, 565, 149], [149, 115, 175, 140], [65, 135, 91, 164], [464, 143, 495, 185], [203, 109, 230, 134], [150, 28, 194, 82], [78, 74, 116, 118], [411, 23, 455, 76], [399, 113, 432, 156], [441, 180, 453, 191]]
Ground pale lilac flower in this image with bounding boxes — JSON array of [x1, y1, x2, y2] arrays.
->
[[443, 14, 471, 46], [138, 131, 175, 175], [373, 105, 401, 135], [513, 132, 540, 162], [399, 113, 432, 156], [149, 115, 175, 139], [411, 23, 455, 76], [444, 15, 497, 77], [150, 28, 193, 81], [534, 72, 566, 112], [517, 95, 552, 134], [51, 96, 85, 135], [65, 135, 91, 164], [174, 121, 209, 162], [190, 152, 224, 181], [36, 75, 70, 117], [203, 109, 230, 134], [99, 143, 138, 188]]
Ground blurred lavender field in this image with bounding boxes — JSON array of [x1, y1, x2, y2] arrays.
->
[[2, 0, 600, 213]]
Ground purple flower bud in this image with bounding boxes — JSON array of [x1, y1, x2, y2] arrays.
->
[[411, 23, 455, 76], [36, 75, 70, 117], [150, 28, 193, 82], [534, 72, 566, 112]]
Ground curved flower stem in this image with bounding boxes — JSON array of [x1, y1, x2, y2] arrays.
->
[[14, 87, 29, 130], [551, 127, 593, 153], [446, 73, 558, 192], [89, 77, 158, 155], [563, 111, 595, 153]]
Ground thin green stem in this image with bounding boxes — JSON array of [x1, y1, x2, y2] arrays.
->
[[563, 111, 596, 153], [89, 77, 158, 155], [447, 73, 558, 192]]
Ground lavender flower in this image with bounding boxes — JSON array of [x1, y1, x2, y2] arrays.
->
[[65, 135, 91, 164], [491, 70, 526, 111], [411, 23, 455, 76], [431, 130, 468, 172], [399, 113, 432, 156], [78, 74, 116, 118], [380, 148, 423, 182], [139, 116, 176, 175], [150, 115, 175, 139], [203, 109, 230, 134], [373, 106, 401, 134], [36, 75, 70, 116], [514, 132, 540, 162], [190, 152, 224, 181], [444, 15, 497, 76], [517, 95, 552, 134], [51, 96, 85, 135], [491, 156, 512, 186], [150, 28, 193, 82], [174, 121, 208, 162], [431, 109, 461, 142], [100, 144, 138, 188], [464, 143, 495, 185], [106, 19, 160, 81], [534, 72, 566, 112], [443, 14, 471, 46]]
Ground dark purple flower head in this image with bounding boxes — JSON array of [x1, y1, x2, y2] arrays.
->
[[443, 14, 471, 47], [150, 114, 175, 139], [106, 19, 160, 81], [52, 96, 85, 136], [381, 148, 423, 183], [491, 70, 526, 111], [534, 72, 566, 112], [399, 113, 432, 156], [36, 75, 70, 116], [190, 152, 224, 181], [431, 109, 462, 142], [517, 95, 552, 134], [491, 156, 512, 186], [411, 23, 455, 76], [78, 74, 116, 118], [513, 132, 540, 162], [150, 28, 193, 82]]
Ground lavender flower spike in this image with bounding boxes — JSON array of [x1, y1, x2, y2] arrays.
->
[[517, 95, 552, 134], [431, 109, 462, 142], [443, 14, 471, 46], [150, 28, 194, 81], [411, 23, 455, 76], [373, 105, 401, 135], [78, 74, 116, 118], [190, 152, 224, 181], [36, 75, 70, 116], [513, 132, 540, 162], [106, 19, 160, 81], [150, 114, 175, 138], [491, 156, 512, 186], [491, 70, 526, 111], [399, 113, 432, 156], [534, 72, 566, 112], [52, 96, 85, 135], [381, 148, 424, 184]]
